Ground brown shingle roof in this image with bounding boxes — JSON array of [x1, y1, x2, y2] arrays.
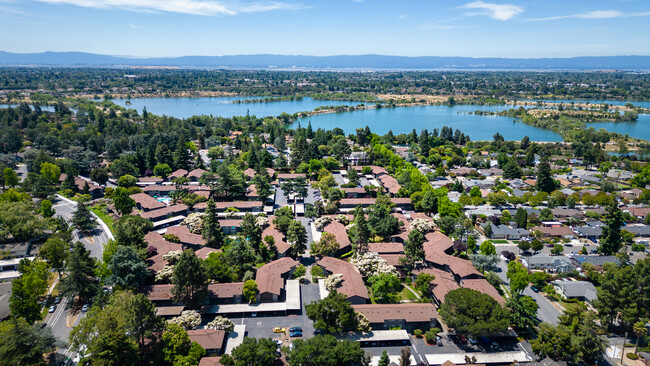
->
[[139, 204, 189, 220], [413, 267, 459, 302], [195, 247, 220, 260], [378, 174, 401, 195], [208, 282, 244, 299], [352, 303, 439, 323], [165, 226, 206, 246], [187, 329, 226, 351], [317, 257, 369, 301], [194, 201, 263, 211], [187, 169, 207, 179], [131, 193, 166, 211], [262, 220, 290, 255], [322, 221, 351, 251], [255, 257, 298, 296], [367, 242, 404, 254], [170, 169, 188, 179], [462, 278, 506, 304], [143, 284, 174, 301], [199, 357, 223, 366]]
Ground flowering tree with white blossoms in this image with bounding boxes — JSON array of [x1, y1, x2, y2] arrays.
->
[[155, 264, 174, 282], [314, 216, 332, 231], [255, 215, 269, 228], [411, 218, 436, 233], [168, 310, 201, 330], [162, 250, 183, 264], [323, 273, 343, 291], [351, 252, 397, 278], [182, 213, 205, 234], [356, 312, 371, 332], [206, 316, 235, 332]]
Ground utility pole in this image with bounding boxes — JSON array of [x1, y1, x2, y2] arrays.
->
[[621, 331, 627, 365]]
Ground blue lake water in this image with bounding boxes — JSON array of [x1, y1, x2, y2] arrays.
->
[[588, 113, 650, 139], [528, 99, 650, 109], [294, 104, 562, 141], [112, 97, 356, 119]]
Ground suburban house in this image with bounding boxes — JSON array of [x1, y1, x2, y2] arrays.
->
[[321, 221, 353, 256], [412, 267, 459, 306], [481, 223, 529, 240], [552, 280, 598, 303], [187, 329, 227, 356], [131, 192, 166, 212], [207, 283, 245, 304], [522, 255, 576, 273], [255, 257, 298, 302], [317, 257, 369, 304], [351, 303, 440, 331]]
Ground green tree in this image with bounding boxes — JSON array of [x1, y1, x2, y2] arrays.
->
[[415, 272, 435, 294], [480, 240, 496, 255], [243, 279, 258, 303], [70, 292, 140, 366], [0, 201, 47, 242], [90, 167, 109, 185], [9, 259, 50, 324], [202, 200, 224, 248], [0, 316, 58, 366], [503, 159, 522, 179], [39, 236, 67, 275], [551, 244, 564, 256], [594, 259, 649, 329], [531, 239, 544, 252], [107, 245, 149, 290], [204, 251, 237, 283], [369, 273, 401, 304], [117, 174, 137, 188], [404, 228, 425, 264], [3, 168, 19, 188], [127, 292, 165, 358], [515, 208, 527, 229], [227, 337, 278, 366], [517, 240, 531, 253], [161, 323, 193, 366], [286, 335, 365, 366], [112, 187, 136, 216], [306, 292, 359, 334], [507, 294, 539, 331], [241, 213, 262, 250], [154, 163, 172, 179], [531, 323, 574, 362], [286, 220, 307, 257], [172, 250, 208, 308], [439, 288, 509, 337], [483, 222, 493, 238], [633, 320, 648, 355], [378, 350, 390, 366], [507, 261, 529, 294], [40, 162, 61, 186], [60, 241, 98, 302], [311, 232, 339, 257], [39, 199, 55, 218], [599, 201, 624, 255], [536, 155, 556, 194], [114, 215, 153, 249], [72, 199, 97, 232], [253, 174, 273, 203]]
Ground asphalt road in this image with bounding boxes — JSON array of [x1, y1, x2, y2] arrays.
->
[[494, 243, 561, 325], [44, 195, 111, 361]]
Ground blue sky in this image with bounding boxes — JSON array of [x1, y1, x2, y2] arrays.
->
[[1, 0, 649, 57]]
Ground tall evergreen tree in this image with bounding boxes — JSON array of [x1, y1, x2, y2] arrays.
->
[[202, 200, 224, 248], [172, 250, 208, 309], [72, 199, 97, 232], [536, 155, 556, 193], [600, 201, 624, 255]]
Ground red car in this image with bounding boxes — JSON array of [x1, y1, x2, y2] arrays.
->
[[458, 334, 468, 344]]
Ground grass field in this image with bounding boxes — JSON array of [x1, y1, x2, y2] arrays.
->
[[90, 203, 115, 234]]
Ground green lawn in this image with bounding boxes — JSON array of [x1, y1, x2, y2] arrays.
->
[[90, 203, 115, 234], [399, 286, 418, 301], [492, 239, 509, 244]]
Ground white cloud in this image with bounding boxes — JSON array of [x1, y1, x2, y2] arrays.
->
[[34, 0, 305, 16], [460, 1, 523, 21], [398, 14, 407, 19], [530, 9, 650, 21]]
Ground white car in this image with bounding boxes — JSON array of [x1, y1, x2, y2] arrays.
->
[[275, 339, 282, 346], [48, 305, 56, 313]]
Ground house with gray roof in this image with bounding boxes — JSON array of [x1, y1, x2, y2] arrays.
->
[[571, 255, 621, 269], [624, 224, 650, 237], [481, 223, 529, 240], [552, 280, 598, 303], [522, 255, 576, 273], [575, 226, 602, 240]]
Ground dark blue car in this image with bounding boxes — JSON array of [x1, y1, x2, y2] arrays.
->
[[289, 331, 303, 337]]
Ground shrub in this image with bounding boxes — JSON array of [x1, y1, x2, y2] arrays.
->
[[310, 266, 324, 279], [424, 328, 440, 343], [413, 329, 423, 338], [293, 264, 306, 278], [627, 353, 639, 360]]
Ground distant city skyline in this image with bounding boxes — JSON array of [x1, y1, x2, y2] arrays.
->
[[1, 0, 649, 58]]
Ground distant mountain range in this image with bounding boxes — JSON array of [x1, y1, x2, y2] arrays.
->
[[0, 51, 649, 70]]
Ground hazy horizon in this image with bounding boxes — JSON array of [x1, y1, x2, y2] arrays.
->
[[1, 0, 649, 58]]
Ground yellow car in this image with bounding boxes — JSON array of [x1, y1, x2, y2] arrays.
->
[[273, 327, 287, 333]]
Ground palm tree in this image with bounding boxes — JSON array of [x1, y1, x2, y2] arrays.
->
[[633, 320, 648, 355]]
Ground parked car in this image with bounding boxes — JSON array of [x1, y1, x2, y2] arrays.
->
[[273, 327, 287, 333], [275, 340, 283, 346], [468, 336, 477, 344], [289, 327, 302, 333], [531, 286, 539, 293], [54, 296, 61, 304], [289, 331, 303, 337], [82, 304, 89, 312], [458, 334, 468, 343], [48, 305, 56, 313]]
